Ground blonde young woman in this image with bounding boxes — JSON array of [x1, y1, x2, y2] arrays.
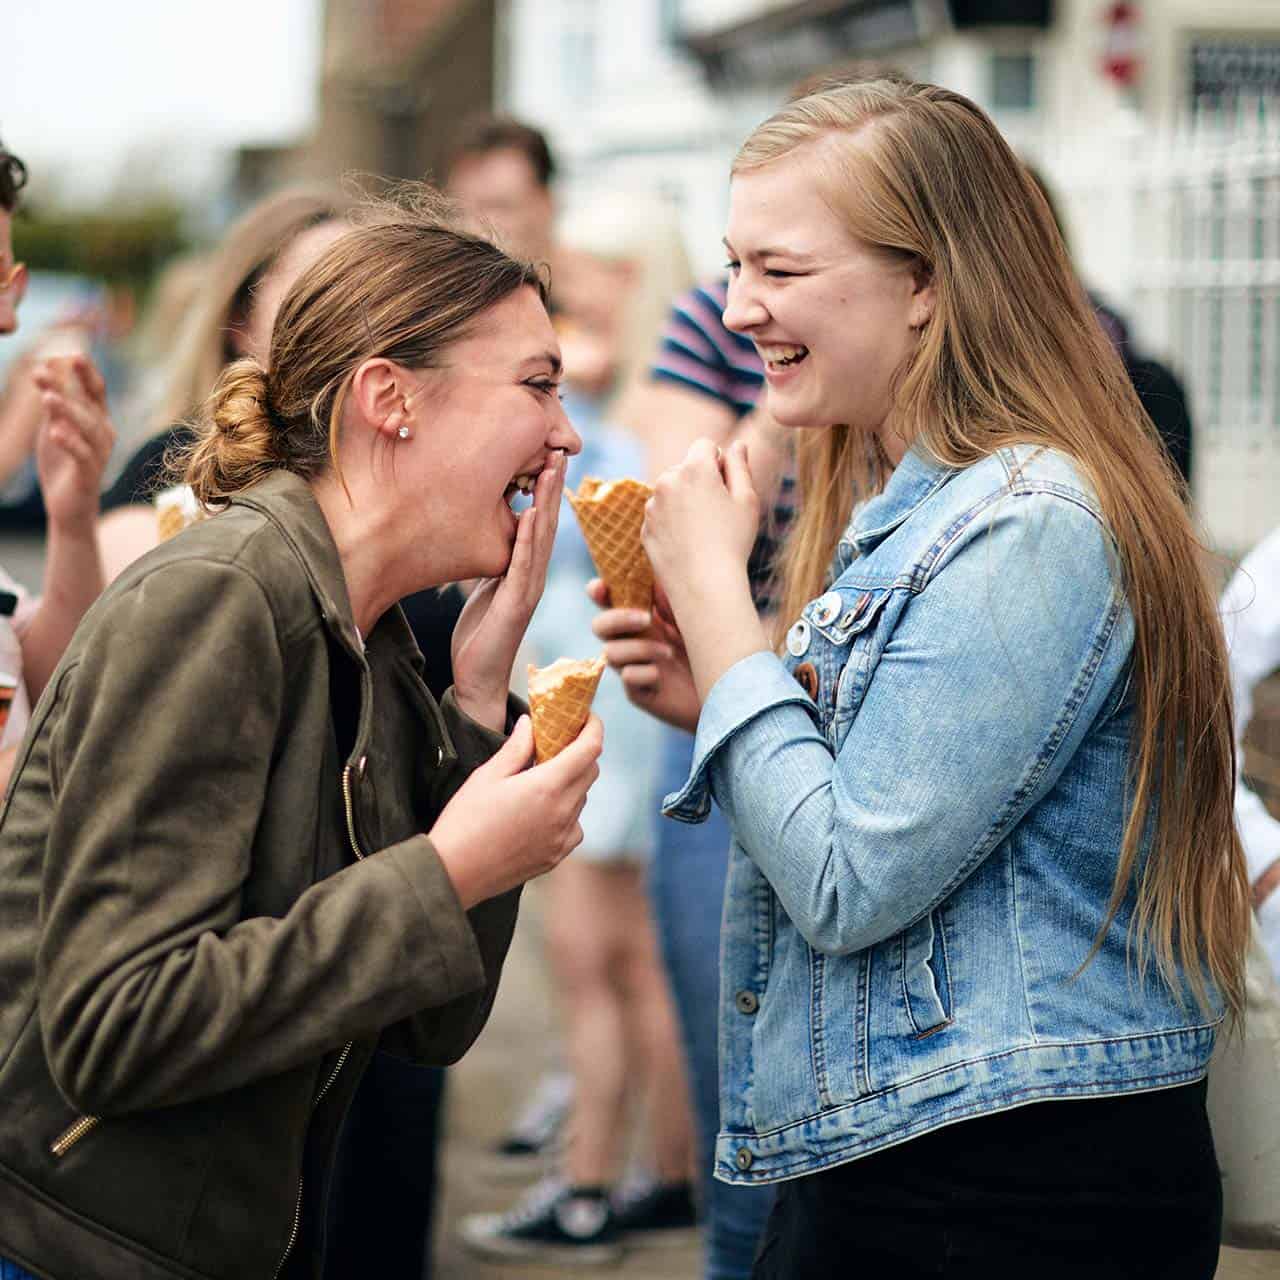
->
[[594, 80, 1249, 1277], [0, 190, 600, 1280]]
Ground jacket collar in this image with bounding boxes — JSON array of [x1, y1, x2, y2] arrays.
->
[[840, 445, 957, 563], [228, 470, 424, 672]]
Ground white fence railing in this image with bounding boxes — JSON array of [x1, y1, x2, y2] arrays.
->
[[1045, 97, 1280, 556]]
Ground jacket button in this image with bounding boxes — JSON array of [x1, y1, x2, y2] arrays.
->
[[793, 662, 819, 701], [735, 1147, 754, 1171], [812, 591, 842, 626], [735, 990, 759, 1015], [785, 619, 811, 657]]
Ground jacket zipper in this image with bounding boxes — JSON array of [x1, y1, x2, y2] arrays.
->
[[50, 1113, 100, 1157], [273, 760, 368, 1278]]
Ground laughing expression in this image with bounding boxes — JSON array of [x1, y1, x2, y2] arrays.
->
[[722, 148, 932, 438]]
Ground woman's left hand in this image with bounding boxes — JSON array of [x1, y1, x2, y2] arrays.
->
[[643, 437, 760, 613], [452, 450, 567, 732]]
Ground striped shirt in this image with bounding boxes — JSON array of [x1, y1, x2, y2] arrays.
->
[[650, 278, 795, 613]]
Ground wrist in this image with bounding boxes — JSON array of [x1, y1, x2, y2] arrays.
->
[[430, 834, 484, 911], [453, 684, 508, 734], [46, 510, 98, 541], [1253, 857, 1280, 909]]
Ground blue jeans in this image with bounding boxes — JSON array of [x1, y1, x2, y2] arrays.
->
[[1, 1260, 37, 1279], [649, 729, 773, 1280]]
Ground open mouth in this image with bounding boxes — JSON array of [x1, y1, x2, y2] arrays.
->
[[503, 473, 536, 509], [758, 343, 809, 371]]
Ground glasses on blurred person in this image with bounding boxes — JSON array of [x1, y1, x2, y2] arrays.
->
[[0, 261, 26, 298]]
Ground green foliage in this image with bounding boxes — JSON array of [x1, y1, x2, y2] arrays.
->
[[12, 205, 189, 294]]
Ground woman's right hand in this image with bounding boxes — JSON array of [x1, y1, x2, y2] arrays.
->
[[428, 713, 603, 909], [588, 578, 701, 733]]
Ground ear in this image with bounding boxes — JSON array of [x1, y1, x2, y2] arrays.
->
[[348, 358, 408, 438], [908, 260, 936, 331]]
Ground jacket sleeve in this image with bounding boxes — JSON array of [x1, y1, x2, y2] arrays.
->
[[377, 688, 525, 1065], [37, 559, 495, 1115], [673, 492, 1132, 956]]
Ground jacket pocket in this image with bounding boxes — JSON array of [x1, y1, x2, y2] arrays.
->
[[900, 909, 952, 1038]]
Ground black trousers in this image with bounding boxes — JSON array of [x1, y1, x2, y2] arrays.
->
[[751, 1081, 1221, 1279]]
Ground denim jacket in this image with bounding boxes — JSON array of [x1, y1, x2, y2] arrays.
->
[[666, 444, 1219, 1186]]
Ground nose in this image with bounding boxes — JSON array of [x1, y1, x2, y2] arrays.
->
[[548, 400, 583, 456], [722, 271, 767, 335]]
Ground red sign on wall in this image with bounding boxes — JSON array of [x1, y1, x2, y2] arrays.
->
[[1100, 2, 1142, 87]]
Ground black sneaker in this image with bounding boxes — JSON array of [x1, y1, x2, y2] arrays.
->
[[485, 1071, 573, 1181], [611, 1176, 699, 1249], [458, 1179, 624, 1266]]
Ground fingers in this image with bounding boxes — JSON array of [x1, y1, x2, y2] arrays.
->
[[485, 715, 535, 777], [620, 663, 661, 693], [591, 606, 652, 641], [723, 437, 757, 503], [601, 637, 672, 670], [585, 577, 610, 608], [70, 354, 107, 405]]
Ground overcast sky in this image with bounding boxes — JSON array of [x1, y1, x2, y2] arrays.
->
[[3, 0, 323, 203]]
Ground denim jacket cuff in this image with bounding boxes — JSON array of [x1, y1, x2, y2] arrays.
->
[[661, 650, 819, 823]]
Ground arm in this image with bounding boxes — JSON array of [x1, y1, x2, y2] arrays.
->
[[98, 503, 162, 583], [20, 356, 115, 702], [1221, 528, 1280, 898], [36, 561, 495, 1114], [672, 493, 1129, 955]]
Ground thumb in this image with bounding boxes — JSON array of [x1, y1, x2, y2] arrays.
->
[[483, 715, 535, 777]]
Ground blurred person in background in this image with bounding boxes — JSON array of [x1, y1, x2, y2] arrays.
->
[[96, 189, 351, 577], [1221, 524, 1280, 981], [0, 137, 114, 798], [458, 192, 698, 1266], [0, 187, 598, 1280], [446, 113, 557, 268]]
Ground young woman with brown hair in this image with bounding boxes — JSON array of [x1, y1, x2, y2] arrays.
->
[[594, 79, 1250, 1277], [0, 188, 599, 1280]]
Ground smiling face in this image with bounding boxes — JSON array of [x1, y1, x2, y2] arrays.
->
[[400, 285, 581, 581], [722, 147, 933, 443]]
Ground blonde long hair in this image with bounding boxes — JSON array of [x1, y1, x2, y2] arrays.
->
[[151, 188, 351, 432], [739, 80, 1249, 1017]]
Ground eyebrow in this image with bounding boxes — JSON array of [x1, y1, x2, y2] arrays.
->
[[722, 238, 815, 264], [520, 350, 562, 375]]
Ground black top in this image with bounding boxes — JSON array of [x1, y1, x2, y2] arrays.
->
[[102, 428, 465, 699]]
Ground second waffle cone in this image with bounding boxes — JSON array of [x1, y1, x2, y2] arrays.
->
[[566, 477, 653, 611]]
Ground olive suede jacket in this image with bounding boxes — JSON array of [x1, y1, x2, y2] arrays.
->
[[0, 471, 523, 1280]]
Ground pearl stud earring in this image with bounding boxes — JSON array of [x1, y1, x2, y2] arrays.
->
[[397, 425, 411, 440]]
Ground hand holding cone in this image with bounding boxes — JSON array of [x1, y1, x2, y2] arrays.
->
[[566, 477, 653, 612], [527, 657, 606, 763]]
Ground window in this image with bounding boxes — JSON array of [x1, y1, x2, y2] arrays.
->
[[990, 51, 1036, 112]]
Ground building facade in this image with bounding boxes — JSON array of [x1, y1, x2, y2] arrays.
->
[[496, 0, 1280, 549]]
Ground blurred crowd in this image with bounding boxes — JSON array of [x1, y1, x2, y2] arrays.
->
[[1, 65, 1279, 1280]]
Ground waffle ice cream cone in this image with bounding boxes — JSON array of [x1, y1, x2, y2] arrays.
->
[[566, 477, 653, 612], [527, 657, 606, 763]]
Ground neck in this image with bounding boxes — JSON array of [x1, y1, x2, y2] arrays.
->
[[309, 471, 420, 637], [876, 421, 909, 469]]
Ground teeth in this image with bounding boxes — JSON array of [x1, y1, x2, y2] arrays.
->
[[758, 343, 808, 365]]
